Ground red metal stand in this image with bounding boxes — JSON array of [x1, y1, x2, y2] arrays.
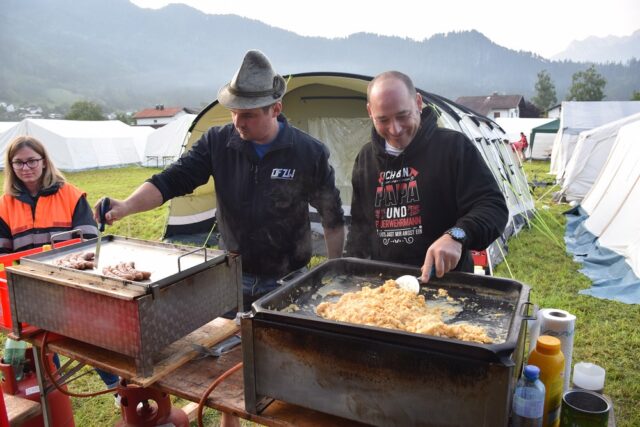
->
[[115, 380, 189, 427]]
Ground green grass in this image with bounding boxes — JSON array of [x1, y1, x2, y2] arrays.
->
[[1, 163, 638, 426], [494, 161, 639, 427]]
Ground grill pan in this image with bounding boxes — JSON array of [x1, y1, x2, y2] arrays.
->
[[242, 258, 532, 426], [253, 257, 528, 363], [7, 236, 241, 376]]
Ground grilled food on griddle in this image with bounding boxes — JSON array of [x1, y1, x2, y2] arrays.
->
[[55, 251, 95, 270], [102, 261, 151, 281]]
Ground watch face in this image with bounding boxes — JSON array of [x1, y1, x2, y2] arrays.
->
[[449, 227, 466, 241]]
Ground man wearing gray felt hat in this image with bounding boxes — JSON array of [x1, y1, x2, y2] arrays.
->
[[217, 49, 287, 110], [95, 49, 346, 351]]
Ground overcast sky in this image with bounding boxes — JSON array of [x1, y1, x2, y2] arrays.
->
[[130, 0, 639, 58]]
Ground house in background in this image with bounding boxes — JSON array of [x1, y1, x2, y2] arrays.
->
[[133, 105, 198, 128], [455, 94, 524, 119], [546, 104, 562, 119]]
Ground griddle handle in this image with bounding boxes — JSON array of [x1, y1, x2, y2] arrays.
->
[[50, 229, 84, 248], [98, 197, 111, 232], [177, 246, 208, 273], [277, 268, 306, 286], [520, 301, 537, 321]]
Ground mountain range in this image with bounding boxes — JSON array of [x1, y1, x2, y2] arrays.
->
[[1, 0, 639, 111], [553, 30, 640, 63]]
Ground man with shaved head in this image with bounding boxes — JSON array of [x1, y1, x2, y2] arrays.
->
[[346, 71, 508, 282]]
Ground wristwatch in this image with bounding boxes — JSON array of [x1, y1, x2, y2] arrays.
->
[[445, 227, 467, 245]]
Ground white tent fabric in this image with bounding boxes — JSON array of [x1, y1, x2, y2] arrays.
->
[[583, 121, 640, 277], [0, 119, 143, 171], [495, 117, 555, 159], [560, 112, 640, 202], [563, 120, 640, 303], [144, 114, 196, 167], [129, 125, 154, 162], [582, 120, 640, 241], [308, 117, 370, 202], [550, 101, 640, 179], [0, 122, 18, 134]]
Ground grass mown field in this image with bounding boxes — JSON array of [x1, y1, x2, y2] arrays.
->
[[1, 162, 638, 426]]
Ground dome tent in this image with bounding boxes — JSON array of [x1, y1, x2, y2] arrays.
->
[[162, 72, 533, 269]]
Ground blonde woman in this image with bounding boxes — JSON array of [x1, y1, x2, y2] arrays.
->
[[0, 135, 98, 253], [0, 136, 119, 390]]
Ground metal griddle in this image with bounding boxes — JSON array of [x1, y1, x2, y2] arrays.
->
[[242, 258, 532, 426], [7, 236, 242, 376], [267, 270, 516, 344], [18, 235, 227, 296]]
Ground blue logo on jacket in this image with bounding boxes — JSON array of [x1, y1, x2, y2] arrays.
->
[[271, 168, 296, 180]]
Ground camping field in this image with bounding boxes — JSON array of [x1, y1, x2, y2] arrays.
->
[[0, 162, 638, 426]]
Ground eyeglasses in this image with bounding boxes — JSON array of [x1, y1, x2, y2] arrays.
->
[[11, 158, 43, 170]]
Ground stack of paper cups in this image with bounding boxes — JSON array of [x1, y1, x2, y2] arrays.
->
[[529, 308, 576, 392]]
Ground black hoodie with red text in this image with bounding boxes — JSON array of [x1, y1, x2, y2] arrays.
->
[[345, 108, 508, 271]]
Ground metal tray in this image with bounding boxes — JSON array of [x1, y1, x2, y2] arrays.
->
[[243, 258, 532, 425], [251, 257, 530, 364], [19, 235, 227, 296], [7, 236, 241, 376]]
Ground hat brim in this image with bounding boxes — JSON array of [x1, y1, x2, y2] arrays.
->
[[217, 78, 286, 110]]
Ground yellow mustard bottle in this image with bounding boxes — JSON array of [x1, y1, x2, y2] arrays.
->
[[528, 335, 565, 427]]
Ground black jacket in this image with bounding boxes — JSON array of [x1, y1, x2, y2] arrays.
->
[[151, 115, 344, 277], [345, 108, 508, 271]]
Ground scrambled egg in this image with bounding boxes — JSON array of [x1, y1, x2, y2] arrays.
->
[[316, 280, 492, 344]]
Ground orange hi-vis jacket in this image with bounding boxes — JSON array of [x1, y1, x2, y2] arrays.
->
[[0, 182, 98, 253]]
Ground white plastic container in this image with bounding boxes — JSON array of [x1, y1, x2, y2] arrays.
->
[[572, 362, 605, 394]]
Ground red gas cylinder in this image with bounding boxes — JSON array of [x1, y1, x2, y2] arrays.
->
[[0, 348, 75, 427], [115, 380, 189, 427]]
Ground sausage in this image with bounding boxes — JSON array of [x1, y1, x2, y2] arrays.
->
[[102, 261, 150, 281]]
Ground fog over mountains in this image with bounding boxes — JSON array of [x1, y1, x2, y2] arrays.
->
[[1, 0, 639, 110]]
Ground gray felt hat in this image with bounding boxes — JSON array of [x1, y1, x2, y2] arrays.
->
[[217, 50, 287, 109]]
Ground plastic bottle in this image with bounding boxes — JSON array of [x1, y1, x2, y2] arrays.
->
[[528, 335, 565, 427], [3, 338, 28, 381], [512, 364, 545, 427]]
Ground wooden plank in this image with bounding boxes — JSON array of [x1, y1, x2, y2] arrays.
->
[[4, 394, 41, 426], [130, 318, 238, 386], [6, 265, 144, 300], [181, 402, 199, 422], [29, 318, 238, 388], [156, 346, 366, 427], [23, 319, 364, 427]]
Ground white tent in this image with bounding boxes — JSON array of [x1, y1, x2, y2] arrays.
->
[[0, 119, 144, 171], [560, 112, 640, 202], [0, 122, 18, 134], [550, 101, 640, 180], [564, 120, 640, 303], [129, 125, 155, 162], [495, 117, 555, 159], [144, 114, 196, 167]]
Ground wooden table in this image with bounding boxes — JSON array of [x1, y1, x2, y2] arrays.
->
[[16, 320, 617, 427], [17, 318, 365, 427]]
